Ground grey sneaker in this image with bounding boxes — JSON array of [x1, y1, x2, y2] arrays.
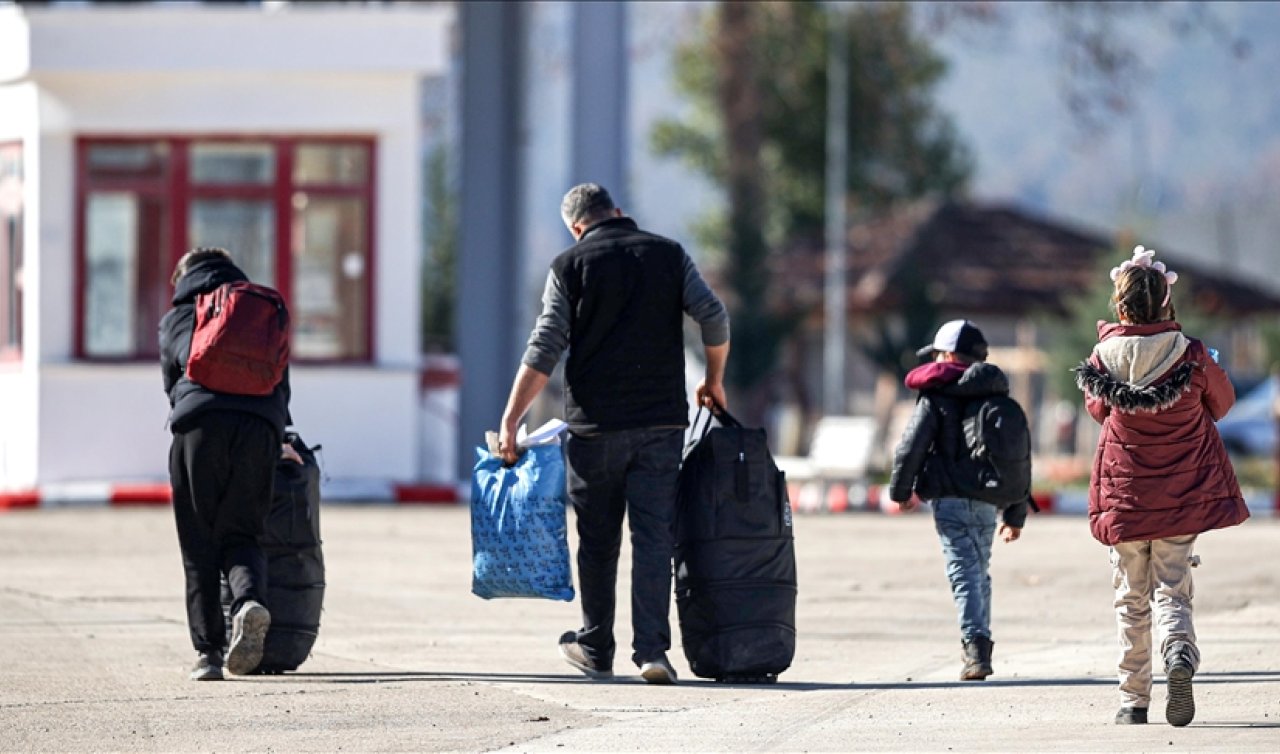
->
[[1165, 651, 1196, 727], [189, 650, 224, 681], [639, 654, 677, 685], [1115, 706, 1148, 725], [558, 631, 612, 679], [225, 601, 271, 676]]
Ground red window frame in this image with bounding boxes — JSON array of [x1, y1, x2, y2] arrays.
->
[[0, 141, 22, 363], [74, 135, 377, 363]]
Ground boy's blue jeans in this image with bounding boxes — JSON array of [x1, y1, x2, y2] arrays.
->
[[931, 497, 997, 641]]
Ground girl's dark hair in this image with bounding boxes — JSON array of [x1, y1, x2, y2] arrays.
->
[[1111, 265, 1175, 324], [171, 246, 231, 285]]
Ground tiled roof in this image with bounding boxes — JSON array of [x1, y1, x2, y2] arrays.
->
[[780, 200, 1280, 317]]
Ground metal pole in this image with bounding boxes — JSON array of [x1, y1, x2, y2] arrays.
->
[[456, 2, 526, 482], [823, 5, 849, 416], [571, 2, 629, 206]]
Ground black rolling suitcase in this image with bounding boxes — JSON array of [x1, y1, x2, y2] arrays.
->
[[222, 431, 325, 673], [674, 408, 796, 683]]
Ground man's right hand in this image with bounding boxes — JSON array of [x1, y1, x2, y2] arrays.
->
[[498, 422, 521, 467]]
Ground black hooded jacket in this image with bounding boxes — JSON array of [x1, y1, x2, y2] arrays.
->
[[888, 361, 1028, 528], [158, 256, 291, 438]]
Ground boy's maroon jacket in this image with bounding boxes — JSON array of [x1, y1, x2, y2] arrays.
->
[[1075, 320, 1248, 545]]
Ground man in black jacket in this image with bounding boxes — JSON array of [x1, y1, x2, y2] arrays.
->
[[159, 247, 291, 680], [498, 183, 730, 685], [889, 319, 1027, 681]]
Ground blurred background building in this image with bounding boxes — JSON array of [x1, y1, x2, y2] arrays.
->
[[2, 1, 1278, 499]]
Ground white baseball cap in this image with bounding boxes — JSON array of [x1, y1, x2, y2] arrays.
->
[[916, 319, 988, 360]]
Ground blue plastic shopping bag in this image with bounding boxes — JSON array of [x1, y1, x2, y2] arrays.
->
[[470, 444, 575, 601]]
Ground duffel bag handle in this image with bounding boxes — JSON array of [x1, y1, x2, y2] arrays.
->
[[689, 401, 743, 437]]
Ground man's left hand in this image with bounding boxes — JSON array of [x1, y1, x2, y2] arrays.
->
[[999, 524, 1021, 543], [695, 380, 727, 413], [281, 444, 304, 465]]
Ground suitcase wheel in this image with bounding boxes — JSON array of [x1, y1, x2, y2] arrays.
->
[[715, 674, 778, 685]]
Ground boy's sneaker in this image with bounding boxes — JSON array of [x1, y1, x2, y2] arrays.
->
[[1115, 706, 1148, 725], [639, 654, 678, 685], [225, 600, 271, 676], [558, 631, 613, 679], [1165, 649, 1196, 727], [189, 650, 224, 681]]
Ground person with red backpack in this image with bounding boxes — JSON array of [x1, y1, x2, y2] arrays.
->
[[159, 247, 292, 681], [888, 319, 1031, 682]]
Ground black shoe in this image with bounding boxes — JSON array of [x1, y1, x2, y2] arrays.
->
[[1165, 649, 1196, 727], [639, 654, 678, 685], [557, 631, 613, 679], [225, 601, 271, 676], [189, 650, 224, 681], [1115, 706, 1148, 725], [960, 636, 994, 681]]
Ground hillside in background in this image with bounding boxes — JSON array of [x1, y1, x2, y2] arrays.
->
[[931, 1, 1280, 290], [632, 1, 1280, 291]]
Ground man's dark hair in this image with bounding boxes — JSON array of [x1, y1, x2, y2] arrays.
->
[[171, 246, 231, 285], [560, 183, 615, 227]]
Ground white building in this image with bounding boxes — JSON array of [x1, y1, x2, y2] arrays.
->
[[0, 3, 458, 502]]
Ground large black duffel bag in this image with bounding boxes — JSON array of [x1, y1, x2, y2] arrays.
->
[[222, 431, 325, 673], [675, 408, 796, 683]]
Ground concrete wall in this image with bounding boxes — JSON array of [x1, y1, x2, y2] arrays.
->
[[0, 82, 39, 490], [9, 5, 450, 77]]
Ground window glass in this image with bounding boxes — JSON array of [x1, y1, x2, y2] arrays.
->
[[294, 144, 368, 186], [291, 194, 367, 359], [3, 215, 20, 350], [191, 143, 275, 185], [84, 192, 169, 358], [84, 193, 139, 357], [0, 147, 20, 182], [1, 142, 21, 355], [86, 142, 168, 182], [189, 200, 276, 286]]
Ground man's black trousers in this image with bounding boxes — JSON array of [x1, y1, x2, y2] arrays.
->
[[169, 411, 277, 654], [563, 426, 684, 668]]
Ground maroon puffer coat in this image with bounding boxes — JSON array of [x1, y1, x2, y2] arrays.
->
[[1075, 320, 1248, 545]]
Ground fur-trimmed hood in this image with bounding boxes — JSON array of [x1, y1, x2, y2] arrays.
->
[[1074, 360, 1195, 414], [1074, 320, 1196, 413], [1092, 320, 1189, 387]]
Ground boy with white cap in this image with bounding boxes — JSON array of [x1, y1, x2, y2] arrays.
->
[[889, 319, 1031, 680]]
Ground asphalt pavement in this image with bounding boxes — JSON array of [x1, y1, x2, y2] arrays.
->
[[2, 506, 1278, 753]]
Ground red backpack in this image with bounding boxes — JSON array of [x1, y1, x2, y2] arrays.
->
[[186, 281, 290, 396]]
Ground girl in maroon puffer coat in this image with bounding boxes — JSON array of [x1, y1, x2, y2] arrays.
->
[[1075, 246, 1249, 729]]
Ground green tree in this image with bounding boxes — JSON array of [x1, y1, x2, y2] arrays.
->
[[651, 1, 972, 402]]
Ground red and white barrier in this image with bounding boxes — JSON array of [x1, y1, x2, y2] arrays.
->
[[4, 481, 1277, 515], [0, 479, 461, 510]]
